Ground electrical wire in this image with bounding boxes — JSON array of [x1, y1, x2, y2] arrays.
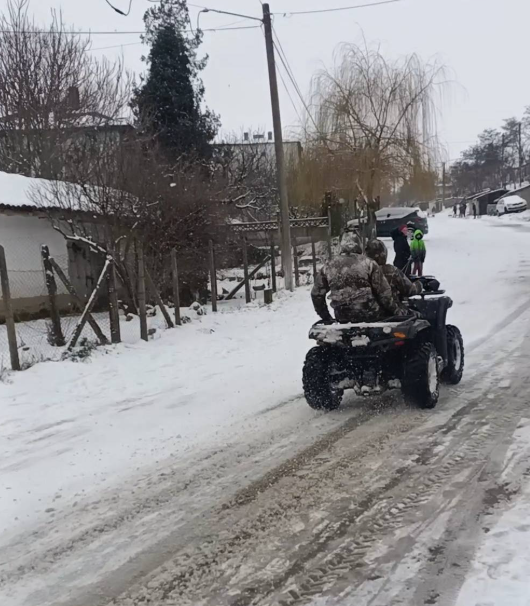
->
[[272, 0, 403, 16], [272, 31, 305, 109], [89, 41, 142, 51], [275, 59, 303, 125], [0, 24, 261, 36], [0, 29, 145, 35], [105, 0, 133, 17], [5, 0, 404, 37], [271, 28, 321, 134]]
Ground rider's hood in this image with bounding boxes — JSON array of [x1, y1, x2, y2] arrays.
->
[[413, 229, 424, 240], [365, 239, 388, 266], [340, 232, 363, 255]]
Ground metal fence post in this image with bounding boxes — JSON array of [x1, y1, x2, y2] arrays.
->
[[0, 245, 20, 371]]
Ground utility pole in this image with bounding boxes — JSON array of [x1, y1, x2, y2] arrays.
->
[[262, 3, 293, 291]]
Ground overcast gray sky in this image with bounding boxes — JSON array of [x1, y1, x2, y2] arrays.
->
[[4, 0, 530, 163]]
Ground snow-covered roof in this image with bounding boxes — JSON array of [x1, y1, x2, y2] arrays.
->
[[500, 183, 530, 199], [0, 171, 59, 211], [0, 171, 103, 214]]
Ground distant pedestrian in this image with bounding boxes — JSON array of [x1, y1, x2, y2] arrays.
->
[[453, 204, 457, 218], [472, 202, 477, 219], [391, 226, 411, 273], [460, 201, 467, 218], [410, 229, 427, 276]]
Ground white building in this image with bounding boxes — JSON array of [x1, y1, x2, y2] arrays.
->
[[0, 172, 103, 320]]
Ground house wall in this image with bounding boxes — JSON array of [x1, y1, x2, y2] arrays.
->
[[0, 211, 70, 319]]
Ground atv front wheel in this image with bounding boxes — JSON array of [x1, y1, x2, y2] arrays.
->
[[303, 347, 343, 411], [441, 325, 464, 385], [403, 343, 439, 409]]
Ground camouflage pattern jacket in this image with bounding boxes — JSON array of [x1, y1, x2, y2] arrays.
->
[[381, 264, 422, 302], [311, 254, 401, 323]]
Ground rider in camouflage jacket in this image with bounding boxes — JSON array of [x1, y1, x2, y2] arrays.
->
[[366, 239, 422, 303], [311, 232, 401, 323]]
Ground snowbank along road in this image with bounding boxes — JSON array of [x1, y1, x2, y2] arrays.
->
[[2, 215, 530, 606]]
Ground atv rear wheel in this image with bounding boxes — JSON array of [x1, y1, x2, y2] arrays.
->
[[303, 347, 343, 411], [441, 325, 464, 385], [403, 343, 439, 409]]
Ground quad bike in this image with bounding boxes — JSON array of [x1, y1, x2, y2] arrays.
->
[[302, 277, 464, 411]]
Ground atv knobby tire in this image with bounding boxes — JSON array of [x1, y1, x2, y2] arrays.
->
[[303, 346, 343, 411], [403, 343, 439, 409], [441, 325, 464, 385]]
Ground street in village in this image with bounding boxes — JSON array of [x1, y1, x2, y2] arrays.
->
[[3, 214, 530, 605]]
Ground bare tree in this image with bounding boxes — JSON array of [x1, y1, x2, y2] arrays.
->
[[212, 133, 279, 222], [31, 132, 230, 307], [306, 41, 446, 217], [0, 0, 131, 178]]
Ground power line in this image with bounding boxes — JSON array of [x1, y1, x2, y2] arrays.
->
[[271, 28, 321, 134], [0, 29, 145, 35], [89, 41, 142, 51], [204, 25, 261, 31], [0, 0, 404, 38], [105, 0, 133, 16], [272, 30, 305, 109], [0, 24, 260, 37], [272, 0, 403, 16], [275, 58, 303, 125]]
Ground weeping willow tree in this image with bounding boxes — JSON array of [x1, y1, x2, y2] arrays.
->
[[293, 42, 446, 222]]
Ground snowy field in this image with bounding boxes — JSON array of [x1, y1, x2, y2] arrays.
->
[[2, 214, 530, 605]]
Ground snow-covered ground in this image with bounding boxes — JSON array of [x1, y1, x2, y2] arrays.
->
[[2, 214, 530, 605], [497, 209, 530, 223], [455, 419, 530, 606]]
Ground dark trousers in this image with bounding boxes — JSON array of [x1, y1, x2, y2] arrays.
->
[[412, 261, 423, 277]]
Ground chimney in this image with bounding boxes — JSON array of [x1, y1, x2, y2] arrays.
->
[[243, 132, 249, 141], [268, 131, 273, 141]]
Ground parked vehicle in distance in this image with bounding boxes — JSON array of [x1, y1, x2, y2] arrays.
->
[[347, 207, 429, 238], [375, 207, 429, 237], [496, 195, 528, 215]]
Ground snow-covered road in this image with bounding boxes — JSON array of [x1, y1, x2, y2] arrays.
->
[[2, 214, 530, 606]]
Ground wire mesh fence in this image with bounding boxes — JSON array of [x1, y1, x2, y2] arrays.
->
[[1, 235, 321, 373], [0, 245, 132, 368], [0, 248, 110, 369], [0, 238, 187, 372]]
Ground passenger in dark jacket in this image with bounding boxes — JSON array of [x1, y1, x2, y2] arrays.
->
[[311, 232, 400, 323], [366, 239, 422, 303], [391, 226, 411, 272]]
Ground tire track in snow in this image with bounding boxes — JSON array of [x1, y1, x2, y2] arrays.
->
[[104, 325, 524, 606]]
